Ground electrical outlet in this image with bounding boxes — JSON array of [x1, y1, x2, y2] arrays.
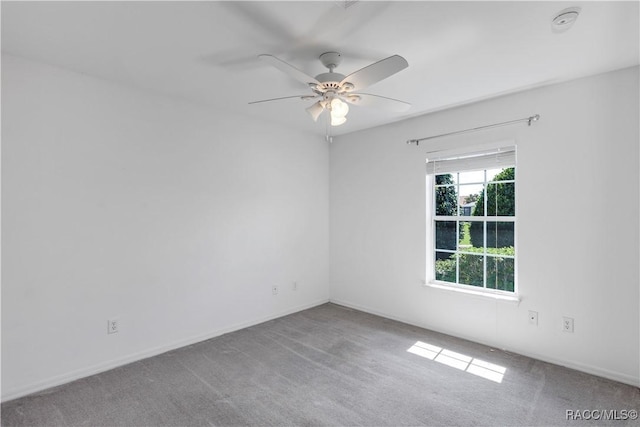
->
[[293, 281, 298, 291], [107, 319, 119, 334], [528, 310, 538, 326], [563, 317, 574, 333], [272, 285, 278, 295]]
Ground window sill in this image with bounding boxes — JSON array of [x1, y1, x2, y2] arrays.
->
[[424, 281, 520, 303]]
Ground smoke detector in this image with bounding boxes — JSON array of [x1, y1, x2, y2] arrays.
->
[[552, 7, 581, 33]]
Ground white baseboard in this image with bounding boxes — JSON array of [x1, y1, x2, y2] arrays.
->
[[329, 298, 640, 388], [1, 299, 330, 403]]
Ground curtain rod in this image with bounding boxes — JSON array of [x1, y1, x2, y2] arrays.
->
[[406, 114, 540, 146]]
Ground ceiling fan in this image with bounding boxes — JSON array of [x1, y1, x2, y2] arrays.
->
[[250, 52, 410, 127]]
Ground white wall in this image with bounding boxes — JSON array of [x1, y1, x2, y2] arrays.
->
[[1, 54, 330, 400], [330, 66, 640, 386]]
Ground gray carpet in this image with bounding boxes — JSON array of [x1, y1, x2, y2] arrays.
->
[[2, 303, 639, 426]]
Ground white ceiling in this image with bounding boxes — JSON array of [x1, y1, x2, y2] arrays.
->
[[2, 1, 638, 138]]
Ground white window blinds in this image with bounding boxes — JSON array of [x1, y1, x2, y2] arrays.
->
[[426, 145, 516, 175]]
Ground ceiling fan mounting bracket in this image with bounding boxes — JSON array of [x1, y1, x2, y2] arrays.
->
[[319, 52, 342, 72]]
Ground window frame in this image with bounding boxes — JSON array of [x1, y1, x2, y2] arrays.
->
[[428, 157, 518, 297]]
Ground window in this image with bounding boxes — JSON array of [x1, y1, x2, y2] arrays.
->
[[428, 146, 516, 294]]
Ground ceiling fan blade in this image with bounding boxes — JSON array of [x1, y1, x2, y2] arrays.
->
[[340, 55, 408, 91], [248, 95, 318, 105], [344, 93, 411, 112], [259, 54, 320, 86]]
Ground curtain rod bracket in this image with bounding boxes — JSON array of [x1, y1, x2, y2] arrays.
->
[[406, 139, 420, 146]]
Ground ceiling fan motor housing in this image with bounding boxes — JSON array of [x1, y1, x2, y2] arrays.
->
[[315, 52, 354, 93], [315, 72, 346, 90]]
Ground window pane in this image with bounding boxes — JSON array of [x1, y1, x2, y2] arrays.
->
[[487, 167, 515, 182], [435, 221, 456, 251], [487, 222, 515, 254], [435, 185, 458, 216], [458, 221, 471, 250], [458, 184, 482, 216], [435, 252, 456, 283], [486, 256, 515, 292], [486, 182, 515, 216], [459, 254, 484, 287], [435, 173, 456, 185], [467, 221, 485, 250], [458, 170, 484, 184]]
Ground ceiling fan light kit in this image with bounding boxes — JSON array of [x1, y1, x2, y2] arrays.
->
[[252, 51, 410, 129], [330, 97, 349, 116], [306, 101, 325, 122], [329, 97, 349, 126], [331, 116, 347, 127]]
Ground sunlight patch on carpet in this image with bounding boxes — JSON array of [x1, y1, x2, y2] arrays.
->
[[407, 341, 506, 383]]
